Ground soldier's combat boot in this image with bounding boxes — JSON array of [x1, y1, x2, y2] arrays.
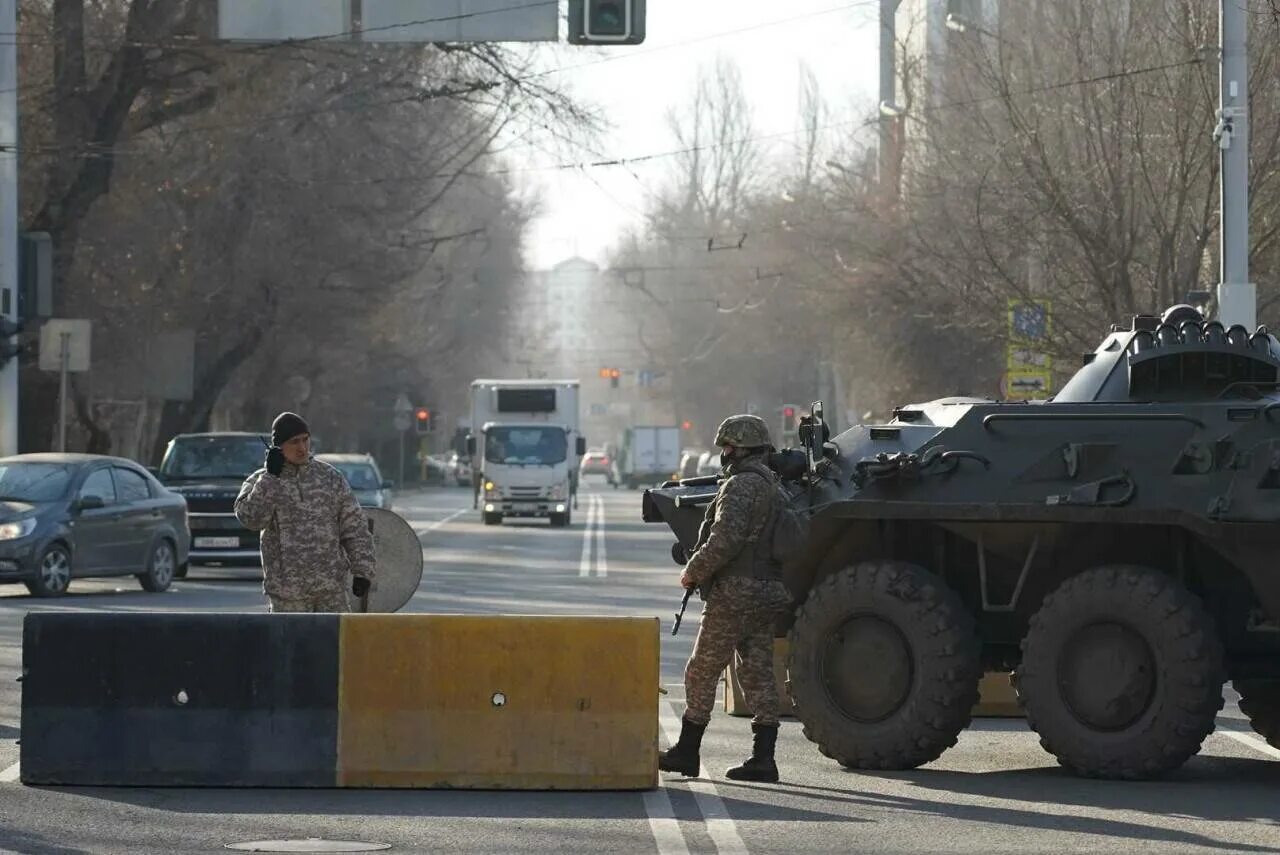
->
[[725, 723, 779, 783], [658, 717, 706, 776]]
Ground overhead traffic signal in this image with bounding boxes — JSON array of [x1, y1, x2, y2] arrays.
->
[[568, 0, 646, 45], [414, 407, 433, 435]]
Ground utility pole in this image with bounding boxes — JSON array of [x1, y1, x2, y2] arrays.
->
[[1217, 0, 1254, 329], [0, 0, 17, 456], [878, 0, 903, 197]]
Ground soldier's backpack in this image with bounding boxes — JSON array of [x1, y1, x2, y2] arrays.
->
[[740, 462, 811, 565], [767, 483, 811, 565]]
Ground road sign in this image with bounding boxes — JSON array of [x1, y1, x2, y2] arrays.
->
[[394, 412, 412, 432], [1001, 370, 1052, 401], [217, 0, 560, 43], [38, 319, 90, 373], [1006, 347, 1052, 373], [1008, 300, 1051, 341], [394, 393, 413, 414], [217, 0, 347, 41], [363, 0, 558, 42]]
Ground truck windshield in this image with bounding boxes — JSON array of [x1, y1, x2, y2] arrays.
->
[[485, 426, 567, 466], [160, 436, 266, 480]]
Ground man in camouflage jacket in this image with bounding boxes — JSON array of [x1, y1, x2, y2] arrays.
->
[[235, 412, 377, 613], [659, 414, 791, 783]]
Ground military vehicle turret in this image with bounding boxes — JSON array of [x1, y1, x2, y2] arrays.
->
[[643, 306, 1280, 779]]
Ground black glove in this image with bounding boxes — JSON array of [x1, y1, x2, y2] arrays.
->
[[352, 576, 371, 598], [265, 446, 285, 477]]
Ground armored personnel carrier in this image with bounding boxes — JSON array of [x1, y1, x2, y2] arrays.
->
[[644, 306, 1280, 779]]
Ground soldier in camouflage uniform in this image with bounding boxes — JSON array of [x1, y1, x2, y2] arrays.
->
[[235, 412, 377, 613], [659, 414, 791, 783]]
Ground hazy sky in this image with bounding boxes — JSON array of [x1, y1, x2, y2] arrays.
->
[[519, 1, 884, 270]]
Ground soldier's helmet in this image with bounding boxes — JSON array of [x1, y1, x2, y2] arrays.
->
[[714, 414, 773, 449]]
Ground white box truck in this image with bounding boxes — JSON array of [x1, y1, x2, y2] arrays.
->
[[469, 379, 584, 527], [620, 425, 681, 489]]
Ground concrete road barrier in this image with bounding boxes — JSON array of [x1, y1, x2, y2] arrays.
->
[[21, 613, 658, 789], [21, 613, 340, 787], [725, 638, 1023, 719], [337, 615, 658, 789]]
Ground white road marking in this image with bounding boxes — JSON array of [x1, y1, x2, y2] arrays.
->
[[0, 762, 18, 783], [419, 508, 468, 534], [578, 493, 597, 577], [1222, 727, 1280, 760], [642, 787, 691, 855], [660, 702, 749, 855], [593, 494, 607, 578]]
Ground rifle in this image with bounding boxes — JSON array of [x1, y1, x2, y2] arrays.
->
[[672, 587, 695, 636]]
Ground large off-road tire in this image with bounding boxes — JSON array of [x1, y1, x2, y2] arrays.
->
[[787, 561, 982, 770], [1236, 680, 1280, 750], [1014, 565, 1224, 780]]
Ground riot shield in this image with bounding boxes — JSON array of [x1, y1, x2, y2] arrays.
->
[[355, 507, 425, 613]]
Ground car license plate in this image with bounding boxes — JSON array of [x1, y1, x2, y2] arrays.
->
[[194, 537, 240, 549]]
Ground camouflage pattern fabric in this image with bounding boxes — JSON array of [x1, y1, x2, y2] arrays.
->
[[269, 588, 351, 613], [684, 576, 791, 726], [684, 455, 775, 588], [235, 458, 376, 612], [713, 414, 772, 449], [681, 450, 790, 726]]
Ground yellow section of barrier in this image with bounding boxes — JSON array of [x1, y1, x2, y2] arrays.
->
[[726, 638, 1024, 719], [337, 615, 659, 789]]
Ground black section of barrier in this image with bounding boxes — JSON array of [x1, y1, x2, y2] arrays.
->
[[20, 613, 339, 786]]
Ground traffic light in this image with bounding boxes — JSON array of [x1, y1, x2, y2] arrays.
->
[[779, 404, 801, 444], [568, 0, 646, 45], [414, 407, 433, 435], [681, 420, 693, 431]]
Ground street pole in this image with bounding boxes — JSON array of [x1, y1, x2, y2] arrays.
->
[[1217, 0, 1255, 329], [57, 332, 68, 452], [0, 0, 17, 455], [877, 0, 902, 194], [398, 429, 405, 489]]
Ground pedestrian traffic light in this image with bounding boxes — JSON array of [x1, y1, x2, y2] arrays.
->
[[414, 407, 432, 435], [568, 0, 646, 45]]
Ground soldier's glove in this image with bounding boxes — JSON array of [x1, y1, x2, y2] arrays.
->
[[352, 576, 371, 598], [265, 446, 285, 477]]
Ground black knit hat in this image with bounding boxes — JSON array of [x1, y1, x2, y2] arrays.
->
[[271, 412, 310, 447]]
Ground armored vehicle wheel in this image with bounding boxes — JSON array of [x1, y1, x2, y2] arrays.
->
[[1015, 566, 1224, 779], [1236, 680, 1280, 749], [787, 561, 982, 770]]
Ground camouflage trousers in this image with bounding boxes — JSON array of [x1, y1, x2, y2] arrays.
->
[[683, 577, 791, 727], [268, 586, 351, 613]]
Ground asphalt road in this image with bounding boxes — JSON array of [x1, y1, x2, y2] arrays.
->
[[0, 481, 1276, 854]]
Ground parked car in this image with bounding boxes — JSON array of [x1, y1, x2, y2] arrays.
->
[[695, 450, 722, 477], [0, 453, 191, 597], [580, 450, 615, 485], [156, 431, 267, 565], [446, 452, 473, 487], [678, 448, 706, 480], [316, 453, 392, 509]]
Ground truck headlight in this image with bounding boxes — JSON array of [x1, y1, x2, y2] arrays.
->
[[0, 518, 37, 541], [484, 481, 495, 491]]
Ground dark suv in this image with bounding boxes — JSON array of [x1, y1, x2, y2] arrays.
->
[[155, 432, 266, 565]]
